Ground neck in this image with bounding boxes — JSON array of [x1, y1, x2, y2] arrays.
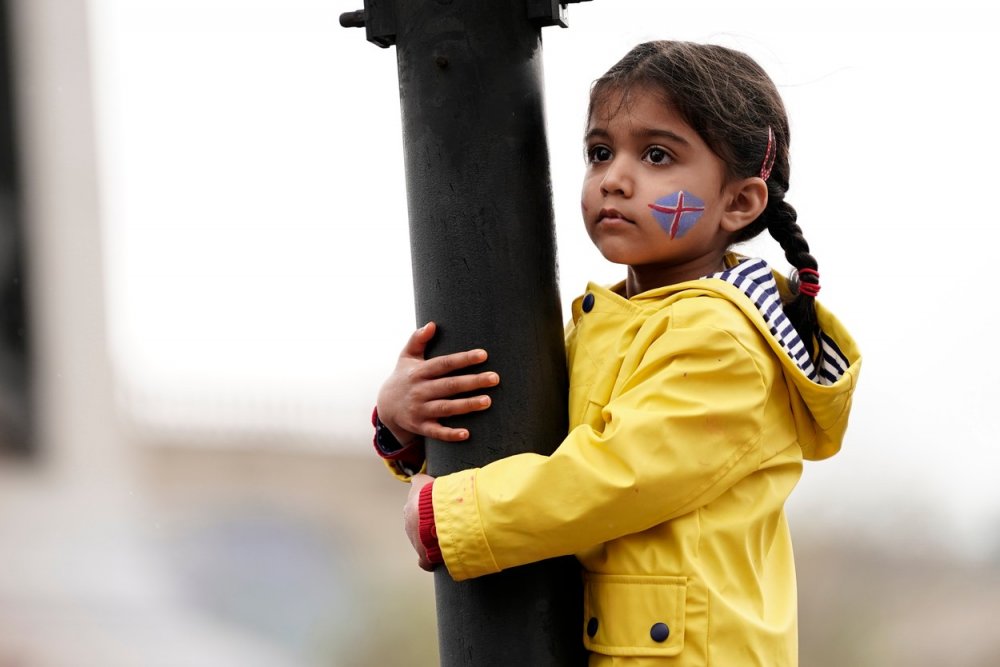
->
[[625, 253, 728, 298]]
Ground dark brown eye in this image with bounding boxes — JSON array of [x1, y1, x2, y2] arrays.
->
[[644, 147, 671, 165], [587, 145, 612, 163]]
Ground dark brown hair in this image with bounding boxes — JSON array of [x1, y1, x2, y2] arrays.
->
[[589, 41, 820, 346]]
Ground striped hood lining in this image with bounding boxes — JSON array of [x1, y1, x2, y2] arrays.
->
[[709, 258, 849, 386]]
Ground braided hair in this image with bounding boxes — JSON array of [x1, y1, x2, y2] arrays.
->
[[589, 41, 821, 345]]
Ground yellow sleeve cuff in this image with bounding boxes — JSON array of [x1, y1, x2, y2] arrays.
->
[[433, 468, 501, 581]]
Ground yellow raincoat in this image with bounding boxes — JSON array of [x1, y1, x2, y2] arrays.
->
[[407, 258, 860, 665]]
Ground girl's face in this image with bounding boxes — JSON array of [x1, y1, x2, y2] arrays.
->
[[581, 88, 753, 294]]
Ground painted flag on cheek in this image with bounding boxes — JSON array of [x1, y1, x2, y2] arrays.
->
[[649, 190, 706, 240]]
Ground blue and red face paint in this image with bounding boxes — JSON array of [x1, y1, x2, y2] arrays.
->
[[648, 190, 705, 240]]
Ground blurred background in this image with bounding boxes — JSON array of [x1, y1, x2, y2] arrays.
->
[[2, 0, 999, 665]]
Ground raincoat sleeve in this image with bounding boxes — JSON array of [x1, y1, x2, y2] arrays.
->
[[379, 449, 427, 482], [432, 309, 771, 581]]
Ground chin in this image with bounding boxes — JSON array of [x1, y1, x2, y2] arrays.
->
[[595, 249, 637, 266]]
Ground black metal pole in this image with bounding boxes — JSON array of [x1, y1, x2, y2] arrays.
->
[[345, 1, 590, 664]]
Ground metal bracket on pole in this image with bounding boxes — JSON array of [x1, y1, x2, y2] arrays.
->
[[339, 0, 396, 48], [526, 0, 593, 28], [341, 0, 592, 42]]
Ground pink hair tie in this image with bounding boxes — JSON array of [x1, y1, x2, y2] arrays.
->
[[759, 126, 777, 181], [797, 268, 821, 297]]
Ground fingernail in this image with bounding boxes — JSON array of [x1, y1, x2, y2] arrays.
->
[[479, 396, 491, 407], [487, 373, 499, 385], [458, 430, 469, 440]]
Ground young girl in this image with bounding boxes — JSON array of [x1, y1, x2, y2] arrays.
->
[[373, 41, 861, 665]]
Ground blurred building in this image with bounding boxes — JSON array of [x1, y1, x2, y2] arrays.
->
[[0, 2, 434, 664]]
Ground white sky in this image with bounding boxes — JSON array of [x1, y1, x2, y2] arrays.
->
[[89, 1, 1000, 554]]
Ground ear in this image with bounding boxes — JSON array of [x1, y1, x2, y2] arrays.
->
[[720, 177, 769, 233]]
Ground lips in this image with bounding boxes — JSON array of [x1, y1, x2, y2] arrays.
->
[[598, 207, 633, 224]]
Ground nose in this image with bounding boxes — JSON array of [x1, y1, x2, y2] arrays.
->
[[599, 158, 632, 197]]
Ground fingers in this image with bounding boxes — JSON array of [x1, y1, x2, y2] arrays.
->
[[389, 324, 500, 442], [404, 349, 499, 400], [401, 321, 437, 359], [406, 387, 497, 442], [421, 393, 492, 422], [404, 475, 439, 572], [402, 324, 493, 377], [421, 423, 471, 442], [420, 347, 489, 376], [411, 473, 434, 486], [423, 370, 499, 399]]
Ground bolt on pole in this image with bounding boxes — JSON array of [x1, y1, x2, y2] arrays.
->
[[343, 1, 592, 665]]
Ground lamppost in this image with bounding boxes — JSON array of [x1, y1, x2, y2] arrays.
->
[[344, 1, 592, 664]]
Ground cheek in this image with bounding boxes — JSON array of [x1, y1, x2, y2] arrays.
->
[[647, 190, 707, 240], [581, 178, 599, 215]]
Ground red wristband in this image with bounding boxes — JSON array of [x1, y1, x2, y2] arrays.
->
[[418, 482, 442, 565]]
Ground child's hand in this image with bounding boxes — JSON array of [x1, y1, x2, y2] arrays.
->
[[376, 322, 500, 444], [404, 473, 436, 571]]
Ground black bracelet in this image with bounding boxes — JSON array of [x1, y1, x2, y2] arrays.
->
[[374, 415, 405, 454]]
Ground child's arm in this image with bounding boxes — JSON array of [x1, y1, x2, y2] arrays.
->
[[424, 319, 775, 581]]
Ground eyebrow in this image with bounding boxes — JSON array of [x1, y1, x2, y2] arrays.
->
[[584, 127, 691, 147]]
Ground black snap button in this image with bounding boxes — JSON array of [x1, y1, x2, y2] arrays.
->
[[650, 622, 670, 643], [582, 293, 595, 313], [586, 617, 599, 638]]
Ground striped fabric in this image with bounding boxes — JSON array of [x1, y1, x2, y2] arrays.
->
[[709, 258, 848, 386]]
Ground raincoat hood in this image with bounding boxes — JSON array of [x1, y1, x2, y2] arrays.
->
[[626, 255, 861, 461]]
